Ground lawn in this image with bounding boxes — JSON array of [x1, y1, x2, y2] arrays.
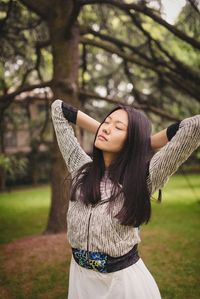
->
[[0, 174, 200, 299], [0, 185, 50, 244]]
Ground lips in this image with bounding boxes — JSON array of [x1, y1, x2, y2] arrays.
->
[[98, 134, 108, 141]]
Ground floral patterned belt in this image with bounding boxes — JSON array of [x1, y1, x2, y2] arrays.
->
[[72, 245, 139, 273]]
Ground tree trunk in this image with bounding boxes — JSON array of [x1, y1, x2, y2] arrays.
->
[[45, 1, 80, 233], [0, 112, 6, 191], [0, 167, 6, 191]]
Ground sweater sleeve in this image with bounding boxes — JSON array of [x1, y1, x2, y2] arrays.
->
[[51, 99, 92, 176], [147, 115, 200, 196], [61, 101, 78, 124], [166, 121, 181, 141]]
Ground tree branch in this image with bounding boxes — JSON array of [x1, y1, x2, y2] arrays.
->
[[0, 81, 52, 111], [78, 88, 180, 121], [128, 13, 200, 84], [80, 25, 153, 64], [81, 37, 200, 102], [19, 0, 49, 19], [187, 0, 200, 15], [81, 25, 200, 84], [122, 58, 181, 120], [80, 36, 159, 71], [79, 0, 200, 50]]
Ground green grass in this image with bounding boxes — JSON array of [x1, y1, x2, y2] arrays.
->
[[0, 185, 50, 244], [0, 174, 200, 299], [140, 174, 200, 299]]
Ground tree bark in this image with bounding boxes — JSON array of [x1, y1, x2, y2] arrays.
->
[[0, 167, 6, 191], [0, 112, 6, 191], [45, 0, 80, 233]]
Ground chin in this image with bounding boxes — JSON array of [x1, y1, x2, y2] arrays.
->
[[94, 141, 104, 151], [94, 142, 101, 150]]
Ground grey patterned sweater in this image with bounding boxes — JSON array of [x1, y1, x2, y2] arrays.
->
[[51, 99, 200, 257]]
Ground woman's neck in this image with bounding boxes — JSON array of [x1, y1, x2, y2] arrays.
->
[[103, 151, 117, 168]]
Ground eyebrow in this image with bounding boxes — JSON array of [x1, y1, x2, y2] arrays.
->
[[107, 116, 127, 127]]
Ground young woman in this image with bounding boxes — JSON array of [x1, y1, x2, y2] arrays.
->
[[51, 99, 200, 299]]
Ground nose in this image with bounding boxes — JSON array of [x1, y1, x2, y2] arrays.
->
[[102, 125, 111, 134]]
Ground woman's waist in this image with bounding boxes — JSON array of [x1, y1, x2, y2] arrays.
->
[[71, 245, 140, 273]]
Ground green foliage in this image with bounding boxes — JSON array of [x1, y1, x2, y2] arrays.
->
[[78, 3, 200, 122], [0, 154, 28, 181], [176, 3, 200, 39], [1, 0, 199, 123], [0, 0, 50, 92]]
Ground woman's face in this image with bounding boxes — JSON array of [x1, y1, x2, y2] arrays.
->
[[94, 109, 128, 154]]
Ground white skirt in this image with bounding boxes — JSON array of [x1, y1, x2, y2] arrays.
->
[[68, 256, 162, 299]]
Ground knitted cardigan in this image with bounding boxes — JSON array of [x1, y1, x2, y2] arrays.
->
[[51, 99, 200, 257]]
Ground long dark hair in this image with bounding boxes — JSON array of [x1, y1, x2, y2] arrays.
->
[[70, 105, 154, 227]]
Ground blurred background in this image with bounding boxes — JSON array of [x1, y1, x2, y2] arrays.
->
[[0, 0, 200, 298]]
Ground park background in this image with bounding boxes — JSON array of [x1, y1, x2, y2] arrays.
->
[[0, 0, 200, 298]]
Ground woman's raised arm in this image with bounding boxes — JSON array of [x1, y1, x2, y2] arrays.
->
[[62, 101, 182, 151], [150, 128, 168, 150], [147, 115, 200, 196], [77, 110, 100, 134], [51, 99, 92, 176], [62, 101, 100, 134], [150, 121, 181, 150]]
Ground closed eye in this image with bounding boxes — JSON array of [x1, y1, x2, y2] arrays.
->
[[104, 120, 110, 124], [116, 127, 123, 130]]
